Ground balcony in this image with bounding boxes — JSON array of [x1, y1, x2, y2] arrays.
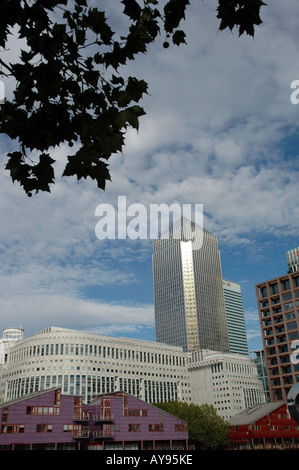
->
[[73, 428, 90, 439], [93, 414, 114, 422], [74, 411, 90, 422], [92, 430, 114, 439]]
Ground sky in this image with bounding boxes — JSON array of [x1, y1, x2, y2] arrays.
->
[[0, 0, 298, 354]]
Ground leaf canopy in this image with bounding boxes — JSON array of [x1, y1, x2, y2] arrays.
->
[[0, 0, 265, 196]]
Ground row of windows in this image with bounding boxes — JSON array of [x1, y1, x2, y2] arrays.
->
[[26, 406, 60, 416], [264, 331, 299, 346], [128, 424, 186, 432], [258, 276, 299, 299], [1, 422, 187, 434], [124, 408, 148, 417], [211, 362, 254, 375], [9, 342, 185, 368], [1, 424, 25, 434], [264, 318, 299, 334], [6, 374, 182, 404], [262, 311, 299, 326], [1, 424, 52, 433]]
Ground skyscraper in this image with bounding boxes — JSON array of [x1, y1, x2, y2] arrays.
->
[[287, 247, 299, 273], [223, 280, 249, 356], [152, 217, 230, 353]]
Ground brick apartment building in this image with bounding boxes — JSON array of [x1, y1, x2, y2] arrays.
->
[[256, 270, 299, 401]]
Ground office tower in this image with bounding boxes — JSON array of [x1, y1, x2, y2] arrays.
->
[[256, 271, 299, 401], [287, 247, 299, 273], [223, 280, 249, 356], [152, 217, 229, 353]]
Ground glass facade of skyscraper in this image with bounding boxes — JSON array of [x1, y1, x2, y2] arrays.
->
[[223, 280, 249, 356], [152, 218, 229, 353]]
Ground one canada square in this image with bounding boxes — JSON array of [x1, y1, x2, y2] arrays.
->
[[152, 217, 230, 353]]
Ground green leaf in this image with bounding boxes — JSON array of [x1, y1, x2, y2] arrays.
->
[[84, 8, 114, 43], [1, 0, 264, 196], [121, 0, 142, 21], [115, 105, 146, 130], [75, 27, 86, 45], [164, 0, 190, 33], [5, 152, 55, 194], [172, 30, 186, 46], [63, 150, 111, 190], [216, 0, 266, 37], [31, 154, 55, 192]]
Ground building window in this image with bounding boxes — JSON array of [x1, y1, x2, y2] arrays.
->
[[270, 283, 279, 295], [1, 408, 8, 424], [63, 424, 74, 432], [124, 409, 148, 417], [1, 424, 25, 434], [36, 424, 53, 433], [175, 424, 188, 432], [287, 321, 297, 330], [26, 406, 59, 415], [128, 424, 141, 432], [281, 279, 291, 291], [54, 389, 61, 406], [259, 286, 267, 298], [284, 302, 294, 311], [149, 424, 164, 432]]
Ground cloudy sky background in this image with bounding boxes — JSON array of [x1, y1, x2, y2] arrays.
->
[[0, 0, 298, 352]]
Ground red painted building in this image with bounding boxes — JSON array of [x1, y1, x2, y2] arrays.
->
[[229, 401, 299, 450]]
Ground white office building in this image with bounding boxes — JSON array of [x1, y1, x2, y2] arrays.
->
[[0, 327, 191, 405], [287, 247, 299, 273], [0, 327, 24, 365], [187, 349, 266, 420]]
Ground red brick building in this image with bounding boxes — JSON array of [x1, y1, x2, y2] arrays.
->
[[255, 271, 299, 401], [229, 401, 299, 450]]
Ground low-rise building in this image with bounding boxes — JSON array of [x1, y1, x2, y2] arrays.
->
[[188, 349, 266, 420], [0, 388, 78, 450], [84, 391, 188, 450], [229, 401, 299, 450], [0, 388, 188, 450]]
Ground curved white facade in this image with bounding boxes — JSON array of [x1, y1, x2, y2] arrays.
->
[[0, 327, 191, 405]]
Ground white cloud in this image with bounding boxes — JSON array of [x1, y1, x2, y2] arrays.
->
[[0, 0, 298, 347], [0, 293, 154, 337]]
